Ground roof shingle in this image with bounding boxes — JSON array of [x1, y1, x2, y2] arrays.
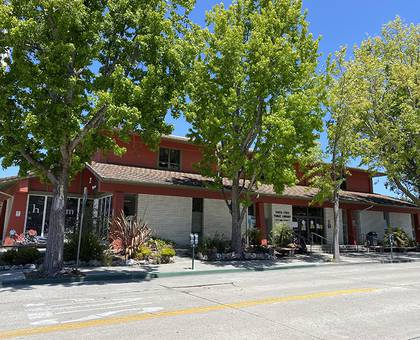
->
[[87, 162, 417, 209]]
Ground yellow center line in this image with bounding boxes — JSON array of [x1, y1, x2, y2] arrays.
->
[[0, 287, 377, 339]]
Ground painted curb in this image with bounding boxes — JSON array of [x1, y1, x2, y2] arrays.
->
[[1, 257, 418, 287]]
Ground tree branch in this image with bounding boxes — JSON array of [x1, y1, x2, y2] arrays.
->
[[391, 177, 420, 207], [19, 148, 58, 185], [69, 105, 108, 153]]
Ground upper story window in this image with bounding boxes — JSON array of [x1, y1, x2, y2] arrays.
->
[[159, 147, 181, 170]]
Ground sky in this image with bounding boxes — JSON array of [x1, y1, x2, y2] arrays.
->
[[1, 0, 419, 197]]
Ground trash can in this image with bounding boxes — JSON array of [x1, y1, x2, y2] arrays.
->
[[366, 231, 378, 247]]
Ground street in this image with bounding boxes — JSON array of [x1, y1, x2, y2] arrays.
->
[[1, 262, 420, 339]]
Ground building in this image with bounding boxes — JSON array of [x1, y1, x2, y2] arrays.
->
[[0, 134, 419, 247]]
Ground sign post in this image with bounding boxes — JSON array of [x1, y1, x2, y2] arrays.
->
[[76, 187, 88, 270], [190, 233, 199, 270]]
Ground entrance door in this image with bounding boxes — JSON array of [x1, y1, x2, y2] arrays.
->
[[294, 217, 310, 242], [292, 207, 325, 244]]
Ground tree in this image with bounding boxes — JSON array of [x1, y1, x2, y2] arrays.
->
[[303, 49, 357, 261], [185, 0, 325, 253], [0, 0, 195, 275], [344, 18, 419, 206]]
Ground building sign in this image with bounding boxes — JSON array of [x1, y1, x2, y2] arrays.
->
[[272, 204, 292, 227]]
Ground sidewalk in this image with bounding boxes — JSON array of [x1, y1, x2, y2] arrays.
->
[[2, 252, 419, 287]]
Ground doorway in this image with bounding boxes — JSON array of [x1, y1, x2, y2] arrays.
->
[[292, 207, 325, 244], [191, 198, 203, 238]]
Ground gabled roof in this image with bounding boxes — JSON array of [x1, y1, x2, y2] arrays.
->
[[87, 162, 417, 209], [0, 175, 24, 190]]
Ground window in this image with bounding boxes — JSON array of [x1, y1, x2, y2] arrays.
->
[[124, 194, 137, 217], [340, 178, 347, 190], [25, 195, 81, 237], [96, 196, 112, 238], [26, 195, 46, 236], [159, 148, 181, 170]]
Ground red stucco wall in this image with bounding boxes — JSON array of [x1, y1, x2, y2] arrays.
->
[[95, 135, 203, 173], [346, 170, 373, 193]]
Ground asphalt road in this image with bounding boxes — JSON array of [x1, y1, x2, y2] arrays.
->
[[1, 262, 420, 340]]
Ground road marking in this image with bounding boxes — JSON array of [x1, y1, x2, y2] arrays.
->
[[0, 288, 376, 339], [54, 302, 153, 315]]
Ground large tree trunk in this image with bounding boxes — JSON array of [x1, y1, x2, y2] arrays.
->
[[44, 173, 68, 275], [332, 189, 341, 262], [230, 179, 243, 255]]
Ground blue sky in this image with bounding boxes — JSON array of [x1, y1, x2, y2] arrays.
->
[[1, 0, 419, 197]]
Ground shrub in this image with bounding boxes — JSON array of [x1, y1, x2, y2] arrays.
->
[[383, 227, 415, 248], [160, 247, 176, 257], [136, 245, 153, 260], [245, 227, 262, 246], [270, 223, 294, 247], [64, 231, 105, 262], [1, 247, 41, 265], [1, 249, 17, 265], [109, 212, 152, 260], [102, 248, 114, 267], [159, 247, 176, 264], [197, 233, 230, 255]]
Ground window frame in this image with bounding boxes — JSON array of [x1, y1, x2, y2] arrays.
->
[[24, 194, 82, 237], [158, 147, 181, 171]]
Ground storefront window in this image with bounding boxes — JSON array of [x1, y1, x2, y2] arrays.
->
[[26, 195, 81, 237], [25, 195, 46, 236], [65, 198, 79, 233], [96, 196, 112, 238], [43, 197, 52, 236]]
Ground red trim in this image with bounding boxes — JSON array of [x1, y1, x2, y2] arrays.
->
[[347, 209, 356, 245], [0, 201, 6, 242], [255, 202, 267, 243], [6, 192, 28, 237]]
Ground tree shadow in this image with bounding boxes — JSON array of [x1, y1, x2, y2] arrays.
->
[[194, 253, 332, 270]]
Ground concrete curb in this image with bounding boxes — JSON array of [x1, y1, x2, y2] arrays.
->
[[1, 257, 418, 287]]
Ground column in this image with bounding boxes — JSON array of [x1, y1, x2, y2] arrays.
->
[[346, 209, 356, 245], [112, 192, 124, 218], [255, 202, 267, 245]]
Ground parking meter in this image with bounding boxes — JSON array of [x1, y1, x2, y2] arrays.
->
[[190, 233, 199, 270]]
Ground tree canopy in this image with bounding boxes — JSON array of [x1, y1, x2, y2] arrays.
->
[[185, 0, 326, 252], [0, 0, 196, 274], [343, 18, 419, 205], [0, 0, 195, 182]]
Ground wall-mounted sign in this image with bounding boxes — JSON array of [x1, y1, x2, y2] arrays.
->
[[272, 204, 292, 227]]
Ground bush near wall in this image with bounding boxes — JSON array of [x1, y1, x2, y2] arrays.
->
[[270, 223, 294, 247], [63, 231, 105, 262], [383, 227, 415, 248], [0, 247, 42, 265], [134, 238, 177, 264]]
